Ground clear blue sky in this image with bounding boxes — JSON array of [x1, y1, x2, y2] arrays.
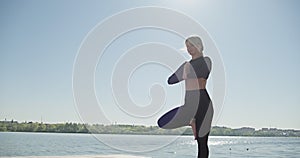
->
[[1, 0, 299, 129]]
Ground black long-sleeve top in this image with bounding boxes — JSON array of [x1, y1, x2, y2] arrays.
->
[[167, 56, 212, 84]]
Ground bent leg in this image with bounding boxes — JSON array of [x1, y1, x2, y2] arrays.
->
[[158, 103, 197, 129]]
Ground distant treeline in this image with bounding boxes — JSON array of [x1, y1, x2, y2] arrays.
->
[[0, 120, 299, 137]]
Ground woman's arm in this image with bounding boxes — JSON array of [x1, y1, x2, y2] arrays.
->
[[167, 62, 189, 84]]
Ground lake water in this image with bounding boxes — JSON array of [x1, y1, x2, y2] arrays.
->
[[0, 132, 299, 157]]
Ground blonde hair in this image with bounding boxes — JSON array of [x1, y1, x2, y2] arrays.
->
[[185, 36, 204, 52]]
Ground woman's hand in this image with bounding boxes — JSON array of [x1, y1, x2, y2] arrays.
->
[[182, 62, 191, 80]]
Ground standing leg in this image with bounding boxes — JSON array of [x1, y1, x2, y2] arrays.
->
[[195, 91, 211, 157], [196, 132, 209, 158]]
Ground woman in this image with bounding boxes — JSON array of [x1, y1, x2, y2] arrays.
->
[[167, 36, 213, 158]]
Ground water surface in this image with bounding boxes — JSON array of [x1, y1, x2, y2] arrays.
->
[[0, 132, 299, 157]]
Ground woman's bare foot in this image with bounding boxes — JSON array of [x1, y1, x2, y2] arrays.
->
[[189, 118, 197, 140]]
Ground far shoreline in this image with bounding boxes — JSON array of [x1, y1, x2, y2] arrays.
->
[[1, 131, 300, 138], [1, 120, 299, 137]]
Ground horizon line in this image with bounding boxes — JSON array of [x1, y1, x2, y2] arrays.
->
[[1, 119, 299, 131]]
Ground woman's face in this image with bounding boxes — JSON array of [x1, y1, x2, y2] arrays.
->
[[185, 41, 198, 56]]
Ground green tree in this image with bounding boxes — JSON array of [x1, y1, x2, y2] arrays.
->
[[45, 124, 56, 132], [37, 123, 46, 132], [0, 123, 7, 131], [7, 123, 18, 132]]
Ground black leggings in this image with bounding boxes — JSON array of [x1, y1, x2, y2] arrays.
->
[[186, 89, 211, 158], [197, 132, 209, 158]]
